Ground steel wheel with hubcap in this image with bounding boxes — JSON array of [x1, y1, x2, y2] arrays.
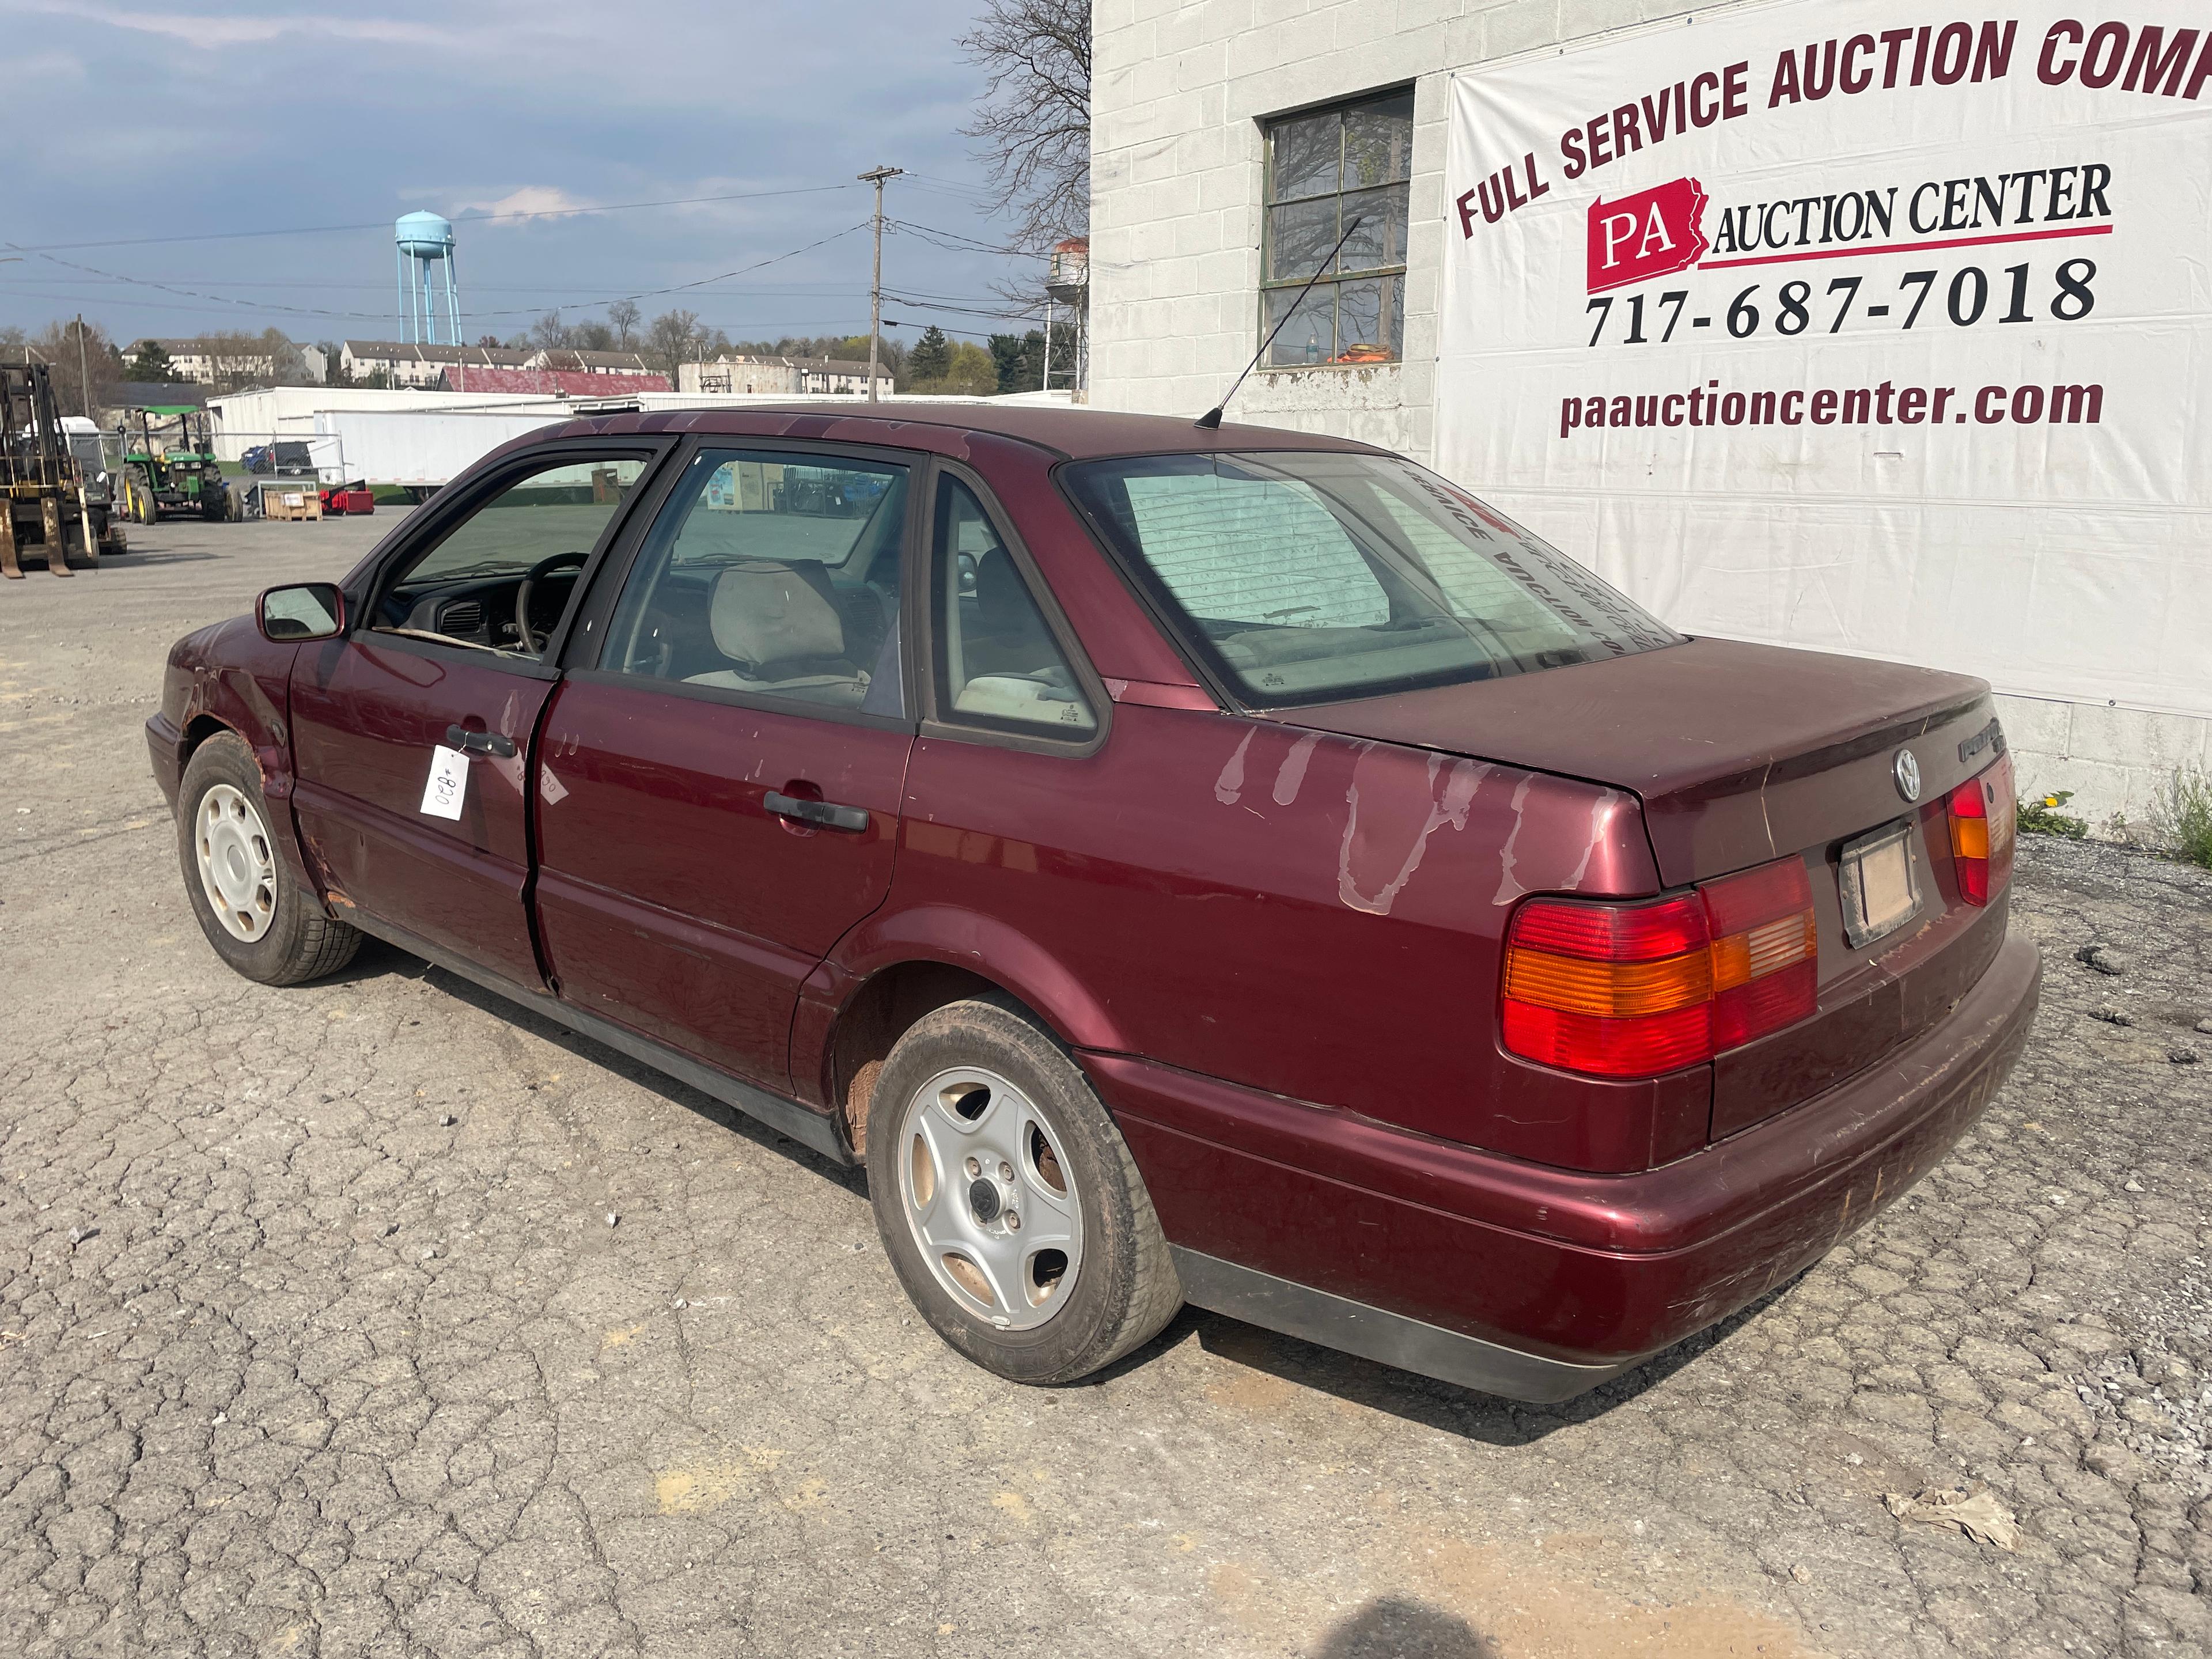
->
[[866, 997, 1181, 1384], [194, 782, 277, 941], [898, 1065, 1083, 1329], [176, 731, 361, 986]]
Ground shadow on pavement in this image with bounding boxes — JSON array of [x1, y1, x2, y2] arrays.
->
[[332, 935, 1793, 1428], [1312, 1597, 1499, 1658], [1141, 1280, 1796, 1444], [335, 935, 867, 1196]]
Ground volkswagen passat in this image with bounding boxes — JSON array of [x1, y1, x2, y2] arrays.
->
[[149, 406, 2036, 1399]]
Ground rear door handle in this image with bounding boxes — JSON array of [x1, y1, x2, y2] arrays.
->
[[445, 724, 517, 759], [764, 790, 870, 833]]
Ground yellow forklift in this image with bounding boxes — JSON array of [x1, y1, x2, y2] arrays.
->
[[1, 361, 121, 579]]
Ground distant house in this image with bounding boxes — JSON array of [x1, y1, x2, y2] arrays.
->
[[123, 337, 299, 386], [677, 354, 891, 397], [339, 341, 530, 388], [523, 349, 660, 378], [439, 366, 672, 396]]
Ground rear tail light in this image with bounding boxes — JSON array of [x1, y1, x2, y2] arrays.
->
[[1502, 858, 1817, 1078], [1947, 752, 2016, 905]]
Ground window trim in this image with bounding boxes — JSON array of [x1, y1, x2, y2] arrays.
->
[[350, 437, 677, 675], [1257, 83, 1415, 372], [916, 457, 1112, 758], [565, 433, 929, 728]]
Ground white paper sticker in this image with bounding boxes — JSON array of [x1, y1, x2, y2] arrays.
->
[[538, 766, 569, 805], [420, 745, 469, 820]]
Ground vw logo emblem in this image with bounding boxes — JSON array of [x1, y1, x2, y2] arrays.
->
[[1893, 748, 1922, 802]]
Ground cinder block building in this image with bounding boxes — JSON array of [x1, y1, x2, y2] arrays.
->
[[1089, 0, 2212, 834]]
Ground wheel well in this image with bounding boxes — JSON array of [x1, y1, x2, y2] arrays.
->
[[828, 961, 1043, 1157], [180, 714, 234, 764]]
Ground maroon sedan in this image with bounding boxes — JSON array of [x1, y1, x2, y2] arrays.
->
[[149, 406, 2036, 1400]]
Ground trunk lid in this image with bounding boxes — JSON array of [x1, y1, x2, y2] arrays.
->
[[1268, 636, 1994, 887], [1267, 636, 2012, 1146]]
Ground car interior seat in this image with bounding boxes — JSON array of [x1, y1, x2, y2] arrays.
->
[[964, 548, 1058, 679], [685, 560, 868, 702]]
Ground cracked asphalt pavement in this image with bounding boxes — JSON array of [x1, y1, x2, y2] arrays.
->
[[2, 517, 2209, 1658]]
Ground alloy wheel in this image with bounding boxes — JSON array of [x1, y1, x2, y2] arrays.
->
[[897, 1065, 1083, 1330]]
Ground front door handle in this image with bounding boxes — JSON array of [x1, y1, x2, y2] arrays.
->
[[764, 790, 870, 833], [445, 724, 517, 759]]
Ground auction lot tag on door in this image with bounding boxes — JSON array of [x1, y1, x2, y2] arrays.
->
[[420, 745, 469, 821]]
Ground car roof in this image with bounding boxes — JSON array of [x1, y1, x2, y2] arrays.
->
[[538, 400, 1395, 463]]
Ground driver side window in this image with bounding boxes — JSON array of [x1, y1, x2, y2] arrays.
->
[[374, 457, 648, 658]]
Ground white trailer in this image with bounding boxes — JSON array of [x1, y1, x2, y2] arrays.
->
[[309, 408, 569, 491]]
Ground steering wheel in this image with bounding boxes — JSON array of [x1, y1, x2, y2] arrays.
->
[[515, 550, 588, 655]]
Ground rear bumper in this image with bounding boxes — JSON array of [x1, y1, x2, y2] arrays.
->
[[1092, 926, 2040, 1400]]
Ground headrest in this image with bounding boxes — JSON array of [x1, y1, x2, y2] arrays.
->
[[974, 547, 1033, 634], [709, 563, 844, 668]]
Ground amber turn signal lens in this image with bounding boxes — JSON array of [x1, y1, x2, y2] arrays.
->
[[1948, 752, 2016, 906], [1502, 858, 1819, 1080]]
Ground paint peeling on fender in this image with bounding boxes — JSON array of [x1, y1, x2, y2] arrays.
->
[[1338, 749, 1489, 916], [1272, 733, 1321, 806], [1493, 777, 1536, 905], [1214, 730, 1253, 805]]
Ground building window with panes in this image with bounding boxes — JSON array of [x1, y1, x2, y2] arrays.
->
[[1260, 88, 1413, 368]]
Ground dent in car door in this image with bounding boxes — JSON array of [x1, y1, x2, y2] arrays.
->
[[293, 638, 555, 984], [531, 445, 918, 1089], [289, 448, 660, 986]]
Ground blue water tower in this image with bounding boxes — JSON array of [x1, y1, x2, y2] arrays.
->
[[395, 212, 461, 345]]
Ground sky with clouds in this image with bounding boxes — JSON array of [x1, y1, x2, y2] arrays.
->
[[2, 0, 1032, 349]]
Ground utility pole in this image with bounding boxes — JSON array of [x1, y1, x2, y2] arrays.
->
[[74, 314, 91, 417], [858, 165, 903, 404]]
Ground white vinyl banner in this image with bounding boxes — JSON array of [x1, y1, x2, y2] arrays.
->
[[1437, 1, 2212, 719]]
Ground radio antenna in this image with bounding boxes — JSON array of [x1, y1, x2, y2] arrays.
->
[[1196, 216, 1363, 430]]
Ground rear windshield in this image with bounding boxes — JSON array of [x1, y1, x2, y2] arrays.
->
[[1062, 451, 1680, 706]]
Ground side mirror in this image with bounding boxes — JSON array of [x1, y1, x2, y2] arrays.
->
[[257, 582, 346, 642]]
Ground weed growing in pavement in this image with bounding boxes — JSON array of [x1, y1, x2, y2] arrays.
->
[[2160, 765, 2212, 869], [2018, 789, 2089, 839]]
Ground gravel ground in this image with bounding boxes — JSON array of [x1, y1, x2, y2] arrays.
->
[[1, 517, 2208, 1659]]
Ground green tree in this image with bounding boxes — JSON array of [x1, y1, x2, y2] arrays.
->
[[941, 340, 999, 395], [907, 325, 952, 384], [989, 331, 1046, 393]]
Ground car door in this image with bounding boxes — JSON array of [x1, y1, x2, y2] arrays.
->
[[531, 442, 918, 1089], [289, 443, 667, 986]]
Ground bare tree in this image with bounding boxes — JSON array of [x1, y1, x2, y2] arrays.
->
[[529, 310, 573, 353], [607, 300, 641, 350], [959, 0, 1090, 251], [645, 308, 702, 385]]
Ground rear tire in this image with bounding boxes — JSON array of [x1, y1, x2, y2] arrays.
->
[[177, 732, 360, 986], [866, 998, 1181, 1384]]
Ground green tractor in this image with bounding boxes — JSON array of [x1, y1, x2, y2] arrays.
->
[[115, 406, 236, 524]]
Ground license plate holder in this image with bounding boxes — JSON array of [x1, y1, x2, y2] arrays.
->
[[1838, 819, 1922, 949]]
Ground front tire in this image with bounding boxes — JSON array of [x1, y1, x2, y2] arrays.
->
[[867, 998, 1181, 1384], [177, 732, 359, 985]]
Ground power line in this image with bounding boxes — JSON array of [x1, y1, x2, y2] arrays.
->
[[887, 218, 1024, 257], [5, 222, 877, 325], [6, 183, 864, 256]]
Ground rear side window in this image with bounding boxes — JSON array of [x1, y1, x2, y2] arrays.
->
[[930, 477, 1096, 738], [1063, 452, 1680, 706]]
